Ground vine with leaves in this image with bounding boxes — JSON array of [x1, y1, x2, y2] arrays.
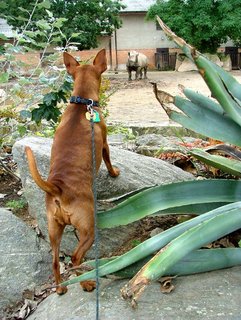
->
[[0, 0, 112, 146]]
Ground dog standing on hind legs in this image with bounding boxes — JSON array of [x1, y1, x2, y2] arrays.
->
[[25, 49, 120, 295]]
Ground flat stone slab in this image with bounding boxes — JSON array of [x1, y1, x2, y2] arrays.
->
[[28, 266, 241, 319], [0, 208, 51, 318]]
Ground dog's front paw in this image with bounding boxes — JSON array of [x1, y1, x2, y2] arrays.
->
[[56, 285, 68, 295], [109, 166, 120, 178], [80, 280, 96, 292]]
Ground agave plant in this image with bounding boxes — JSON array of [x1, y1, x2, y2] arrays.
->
[[59, 17, 241, 307]]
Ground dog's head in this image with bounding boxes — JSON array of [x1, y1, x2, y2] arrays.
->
[[63, 49, 107, 98], [63, 49, 107, 77]]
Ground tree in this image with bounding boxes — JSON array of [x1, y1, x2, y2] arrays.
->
[[147, 0, 241, 53], [0, 0, 125, 49]]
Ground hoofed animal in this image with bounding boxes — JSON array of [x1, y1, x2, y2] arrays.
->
[[25, 49, 120, 295], [126, 51, 148, 81]]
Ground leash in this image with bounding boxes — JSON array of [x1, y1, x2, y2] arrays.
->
[[70, 96, 101, 319], [88, 103, 100, 320]]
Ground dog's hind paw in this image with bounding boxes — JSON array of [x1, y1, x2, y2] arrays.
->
[[56, 286, 68, 295], [81, 280, 96, 292]]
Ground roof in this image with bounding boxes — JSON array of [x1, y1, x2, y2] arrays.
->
[[0, 18, 13, 38], [120, 0, 156, 13]]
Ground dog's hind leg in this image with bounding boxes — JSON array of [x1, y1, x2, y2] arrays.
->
[[70, 207, 96, 292], [48, 216, 67, 295], [102, 143, 120, 177]]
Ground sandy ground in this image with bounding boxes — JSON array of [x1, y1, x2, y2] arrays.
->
[[106, 70, 241, 126]]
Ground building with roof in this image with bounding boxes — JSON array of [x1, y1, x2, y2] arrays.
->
[[107, 0, 178, 70], [0, 18, 14, 46], [0, 18, 13, 38], [105, 0, 240, 71]]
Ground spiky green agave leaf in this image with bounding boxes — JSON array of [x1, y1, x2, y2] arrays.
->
[[170, 96, 241, 147], [121, 203, 241, 303], [183, 88, 224, 115], [156, 16, 241, 105], [60, 202, 241, 288], [190, 149, 241, 177], [82, 248, 241, 279], [193, 55, 241, 126], [155, 16, 194, 61], [210, 62, 241, 101], [98, 180, 241, 228]]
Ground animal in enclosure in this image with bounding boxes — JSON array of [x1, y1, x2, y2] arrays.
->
[[25, 49, 120, 295], [126, 51, 148, 81]]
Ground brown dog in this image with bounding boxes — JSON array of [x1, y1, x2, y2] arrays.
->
[[25, 49, 120, 295]]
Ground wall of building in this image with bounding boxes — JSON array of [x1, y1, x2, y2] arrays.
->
[[115, 14, 175, 50], [108, 13, 177, 70]]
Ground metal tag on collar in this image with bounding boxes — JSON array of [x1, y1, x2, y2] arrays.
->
[[85, 110, 100, 122], [86, 102, 100, 123]]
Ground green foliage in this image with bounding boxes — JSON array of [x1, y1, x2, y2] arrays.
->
[[6, 198, 27, 210], [0, 4, 74, 145], [0, 0, 125, 50], [0, 1, 117, 145], [147, 0, 241, 53], [31, 77, 72, 124], [108, 125, 136, 141]]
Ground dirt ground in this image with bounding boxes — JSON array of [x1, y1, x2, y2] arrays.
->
[[106, 70, 241, 125]]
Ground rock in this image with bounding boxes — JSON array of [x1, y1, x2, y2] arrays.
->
[[177, 53, 226, 73], [135, 134, 199, 157], [0, 208, 52, 319], [150, 227, 164, 237], [204, 53, 223, 67], [0, 88, 6, 103], [176, 55, 198, 72], [27, 267, 241, 320], [135, 134, 170, 156], [13, 136, 193, 256], [220, 54, 232, 71]]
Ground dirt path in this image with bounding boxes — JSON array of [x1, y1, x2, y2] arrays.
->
[[106, 70, 241, 126]]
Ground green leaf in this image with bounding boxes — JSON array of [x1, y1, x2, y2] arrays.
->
[[18, 7, 30, 14], [60, 202, 241, 287], [53, 18, 68, 28], [17, 125, 27, 136], [0, 33, 8, 40], [171, 96, 241, 147], [194, 55, 241, 126], [51, 36, 61, 43], [191, 149, 241, 176], [97, 179, 241, 229], [183, 88, 224, 115], [43, 92, 58, 106], [31, 103, 61, 124], [46, 9, 53, 18], [156, 16, 194, 60], [211, 63, 241, 101], [124, 203, 241, 295], [20, 110, 31, 119], [36, 20, 51, 30], [0, 72, 9, 83], [83, 248, 241, 279], [18, 78, 31, 86], [24, 31, 36, 38], [70, 33, 82, 38], [37, 0, 51, 9]]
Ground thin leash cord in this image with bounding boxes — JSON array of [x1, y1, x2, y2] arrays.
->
[[90, 118, 100, 320]]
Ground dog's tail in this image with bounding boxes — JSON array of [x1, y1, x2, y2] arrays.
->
[[25, 146, 60, 195]]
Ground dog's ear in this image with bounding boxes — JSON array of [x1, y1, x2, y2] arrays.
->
[[63, 52, 80, 75], [93, 49, 107, 74]]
